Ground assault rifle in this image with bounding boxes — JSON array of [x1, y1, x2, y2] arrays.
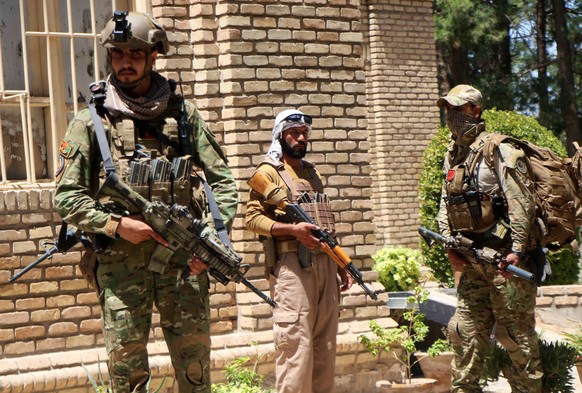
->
[[8, 226, 89, 283], [97, 172, 277, 307], [418, 227, 535, 283], [247, 170, 378, 300]]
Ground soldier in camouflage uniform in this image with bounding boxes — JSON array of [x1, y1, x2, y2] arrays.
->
[[245, 110, 352, 393], [437, 85, 543, 392], [54, 12, 237, 393]]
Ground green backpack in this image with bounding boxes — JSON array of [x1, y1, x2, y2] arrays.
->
[[478, 134, 582, 249]]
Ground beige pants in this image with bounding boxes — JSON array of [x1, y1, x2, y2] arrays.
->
[[270, 252, 340, 393]]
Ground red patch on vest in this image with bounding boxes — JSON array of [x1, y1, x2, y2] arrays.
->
[[447, 169, 456, 182]]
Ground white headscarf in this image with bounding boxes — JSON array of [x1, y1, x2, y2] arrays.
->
[[266, 109, 312, 163]]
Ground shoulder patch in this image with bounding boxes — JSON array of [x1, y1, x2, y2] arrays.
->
[[59, 140, 80, 159], [497, 143, 525, 169]]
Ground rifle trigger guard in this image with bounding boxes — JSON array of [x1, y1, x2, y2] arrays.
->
[[41, 241, 56, 256]]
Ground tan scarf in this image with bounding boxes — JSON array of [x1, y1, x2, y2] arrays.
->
[[104, 72, 171, 121]]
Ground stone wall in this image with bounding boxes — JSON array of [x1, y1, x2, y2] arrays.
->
[[0, 0, 441, 391]]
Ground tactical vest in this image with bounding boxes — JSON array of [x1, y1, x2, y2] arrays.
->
[[443, 136, 506, 234], [264, 160, 336, 235], [96, 109, 206, 219]]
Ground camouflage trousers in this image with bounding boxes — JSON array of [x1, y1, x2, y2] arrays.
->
[[96, 239, 211, 393], [448, 263, 542, 393]]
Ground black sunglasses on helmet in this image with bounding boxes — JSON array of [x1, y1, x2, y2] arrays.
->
[[283, 113, 312, 125]]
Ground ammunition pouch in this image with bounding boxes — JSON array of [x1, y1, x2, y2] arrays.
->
[[151, 179, 172, 205], [445, 194, 476, 232], [445, 191, 496, 232], [79, 246, 99, 293], [261, 236, 277, 277]]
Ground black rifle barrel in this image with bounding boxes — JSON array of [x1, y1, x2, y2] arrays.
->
[[419, 227, 535, 283]]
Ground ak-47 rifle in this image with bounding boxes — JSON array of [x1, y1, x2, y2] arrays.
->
[[97, 172, 277, 307], [247, 170, 378, 300], [8, 225, 89, 283], [418, 227, 535, 282]]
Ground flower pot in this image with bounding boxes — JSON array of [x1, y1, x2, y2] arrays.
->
[[416, 351, 454, 393], [376, 378, 437, 392], [577, 363, 582, 384], [386, 291, 415, 309]]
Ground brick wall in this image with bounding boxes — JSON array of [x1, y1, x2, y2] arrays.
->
[[0, 0, 441, 391], [364, 0, 440, 248]]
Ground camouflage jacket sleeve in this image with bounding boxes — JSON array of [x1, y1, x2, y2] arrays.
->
[[54, 109, 121, 238], [185, 102, 238, 231], [438, 153, 452, 237], [494, 143, 536, 253], [245, 164, 288, 238]]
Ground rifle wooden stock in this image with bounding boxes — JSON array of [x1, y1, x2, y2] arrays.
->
[[248, 170, 379, 300]]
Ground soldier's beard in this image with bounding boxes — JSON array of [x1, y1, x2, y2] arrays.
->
[[281, 139, 307, 159]]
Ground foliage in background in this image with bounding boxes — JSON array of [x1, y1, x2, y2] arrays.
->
[[563, 325, 582, 363], [433, 0, 582, 139], [482, 338, 578, 392], [419, 109, 579, 287], [371, 246, 422, 292], [545, 246, 581, 285]]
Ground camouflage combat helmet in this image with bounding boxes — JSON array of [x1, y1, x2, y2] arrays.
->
[[100, 11, 168, 54]]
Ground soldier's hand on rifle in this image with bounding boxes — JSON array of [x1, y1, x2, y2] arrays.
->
[[337, 266, 353, 292], [447, 249, 467, 267], [188, 255, 208, 276], [272, 222, 321, 250], [499, 253, 520, 279], [115, 215, 169, 247]]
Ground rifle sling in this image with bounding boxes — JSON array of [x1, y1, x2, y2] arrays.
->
[[88, 103, 116, 175], [198, 175, 232, 247]]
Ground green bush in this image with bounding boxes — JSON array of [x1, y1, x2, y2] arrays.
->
[[372, 246, 422, 292], [545, 245, 581, 285], [419, 109, 579, 286]]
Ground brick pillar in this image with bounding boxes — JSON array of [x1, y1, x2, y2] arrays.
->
[[363, 0, 440, 248]]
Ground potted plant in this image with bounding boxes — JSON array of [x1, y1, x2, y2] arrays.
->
[[563, 325, 582, 384], [414, 335, 454, 393], [358, 286, 440, 392]]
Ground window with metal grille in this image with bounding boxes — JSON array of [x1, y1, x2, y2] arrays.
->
[[0, 0, 147, 185]]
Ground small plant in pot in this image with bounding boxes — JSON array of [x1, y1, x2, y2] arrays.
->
[[415, 331, 454, 393], [358, 286, 444, 392]]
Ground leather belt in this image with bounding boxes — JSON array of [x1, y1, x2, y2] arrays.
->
[[276, 240, 298, 254]]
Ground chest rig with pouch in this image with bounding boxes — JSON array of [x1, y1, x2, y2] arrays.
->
[[90, 81, 210, 257], [444, 138, 507, 235], [259, 160, 336, 271]]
